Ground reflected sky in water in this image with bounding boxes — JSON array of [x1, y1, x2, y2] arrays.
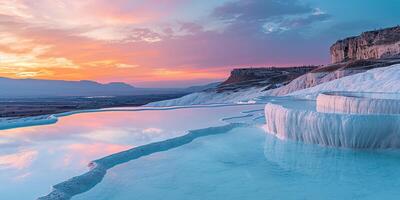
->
[[0, 105, 263, 199]]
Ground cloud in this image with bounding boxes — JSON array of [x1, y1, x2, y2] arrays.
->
[[115, 63, 138, 69], [0, 0, 333, 87], [142, 128, 163, 134], [212, 0, 312, 22], [0, 0, 184, 28], [284, 13, 330, 28], [262, 12, 330, 34], [179, 22, 203, 35], [211, 0, 330, 35]]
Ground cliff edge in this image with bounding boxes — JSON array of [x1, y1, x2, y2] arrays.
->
[[330, 26, 400, 63]]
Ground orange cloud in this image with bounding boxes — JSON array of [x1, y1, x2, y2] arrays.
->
[[0, 0, 323, 87], [0, 1, 232, 87]]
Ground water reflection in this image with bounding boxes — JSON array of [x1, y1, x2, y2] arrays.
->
[[71, 122, 400, 200], [0, 105, 263, 199], [263, 130, 400, 179], [0, 150, 37, 170]]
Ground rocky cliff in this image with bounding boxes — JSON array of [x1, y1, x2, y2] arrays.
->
[[330, 26, 400, 63], [217, 66, 316, 92]]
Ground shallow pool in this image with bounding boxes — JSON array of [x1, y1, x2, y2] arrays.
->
[[0, 105, 262, 199], [1, 100, 400, 200], [75, 126, 400, 200]]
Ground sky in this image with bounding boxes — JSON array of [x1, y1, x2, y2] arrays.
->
[[0, 0, 399, 87]]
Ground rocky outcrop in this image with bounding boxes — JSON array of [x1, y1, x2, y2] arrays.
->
[[217, 67, 316, 93], [330, 26, 400, 63]]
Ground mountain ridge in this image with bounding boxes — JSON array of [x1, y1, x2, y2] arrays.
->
[[0, 77, 218, 97]]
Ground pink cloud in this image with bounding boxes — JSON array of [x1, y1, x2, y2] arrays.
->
[[0, 0, 331, 87]]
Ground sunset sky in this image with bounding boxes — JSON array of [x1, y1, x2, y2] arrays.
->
[[0, 0, 399, 87]]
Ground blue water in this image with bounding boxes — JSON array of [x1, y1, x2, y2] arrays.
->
[[1, 101, 400, 199], [75, 126, 400, 200], [0, 105, 262, 199]]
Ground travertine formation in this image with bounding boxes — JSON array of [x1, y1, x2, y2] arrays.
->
[[330, 26, 400, 63], [267, 58, 400, 96], [316, 92, 400, 115], [264, 100, 400, 148]]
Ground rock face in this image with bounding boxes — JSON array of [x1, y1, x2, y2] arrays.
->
[[217, 67, 316, 93], [330, 26, 400, 63]]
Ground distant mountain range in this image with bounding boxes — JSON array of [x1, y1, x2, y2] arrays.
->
[[0, 77, 220, 97]]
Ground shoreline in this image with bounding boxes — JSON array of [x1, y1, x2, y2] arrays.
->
[[0, 103, 261, 131], [0, 94, 185, 118]]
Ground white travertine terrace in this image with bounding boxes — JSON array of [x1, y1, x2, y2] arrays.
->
[[264, 92, 400, 148], [316, 92, 400, 114]]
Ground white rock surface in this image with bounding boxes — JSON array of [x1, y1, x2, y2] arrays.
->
[[264, 102, 400, 148], [290, 64, 400, 99], [316, 92, 400, 114], [267, 69, 364, 96], [147, 87, 265, 106]]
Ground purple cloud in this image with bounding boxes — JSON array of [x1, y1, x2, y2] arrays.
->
[[212, 0, 312, 21]]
